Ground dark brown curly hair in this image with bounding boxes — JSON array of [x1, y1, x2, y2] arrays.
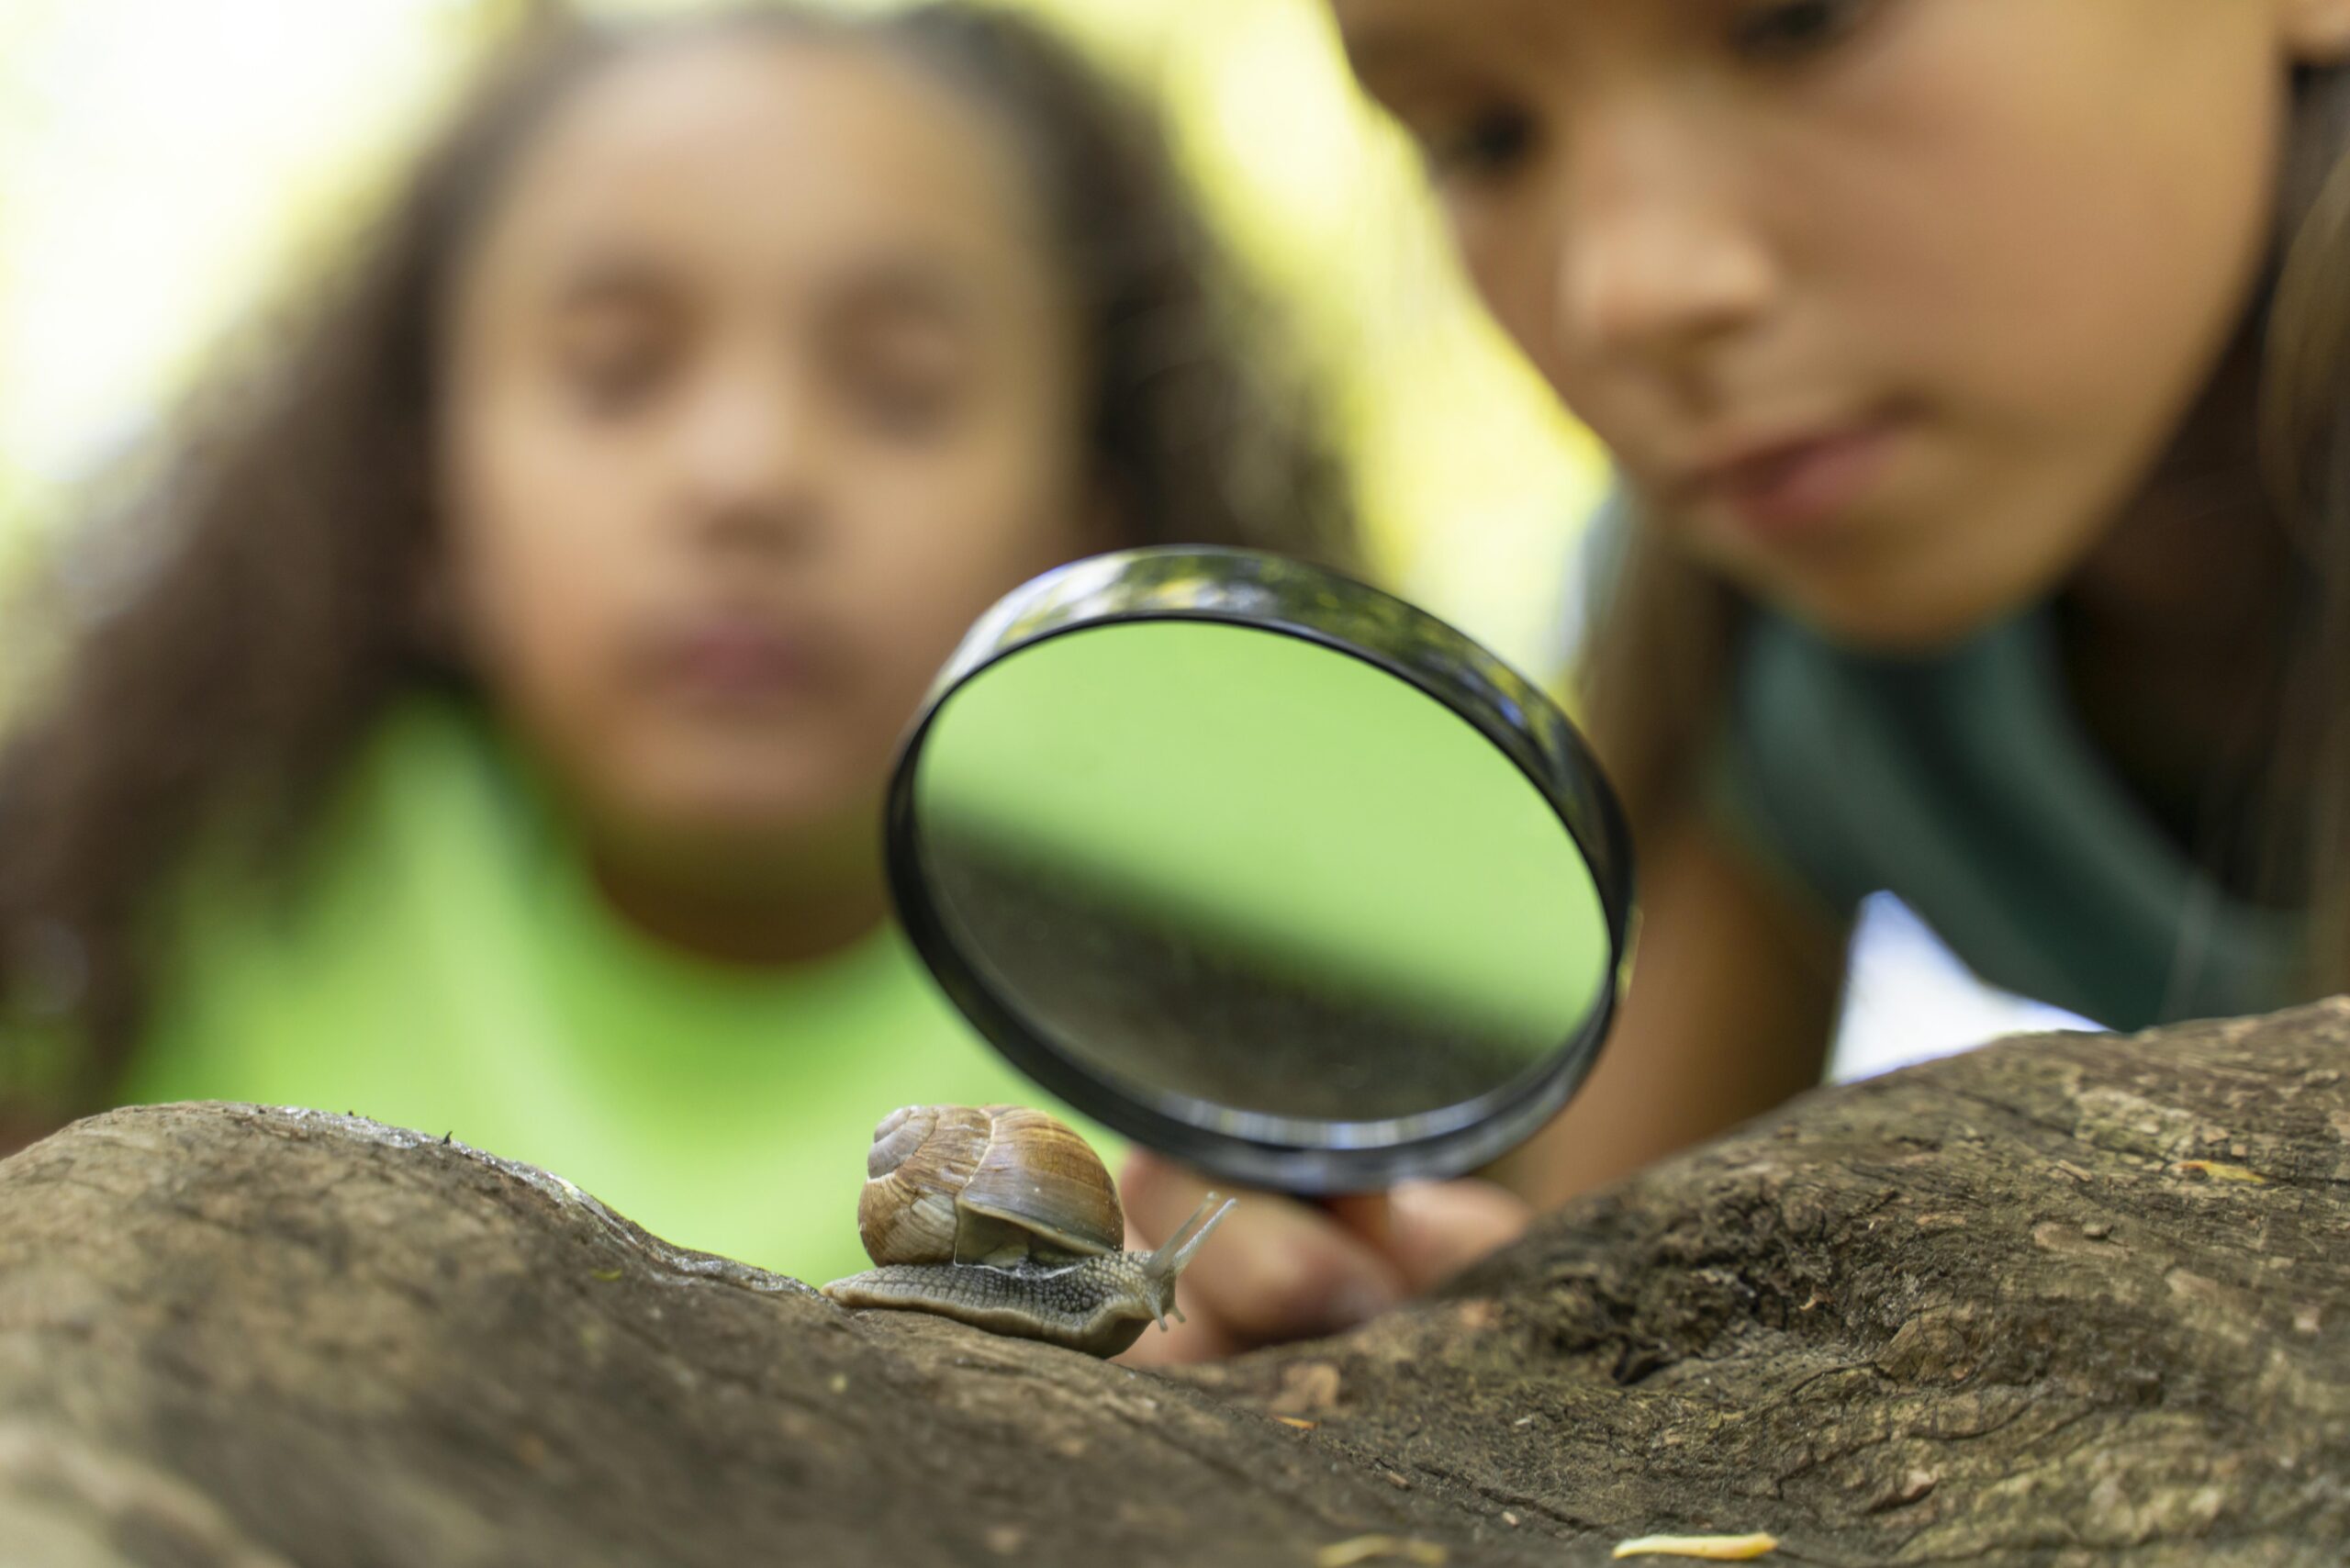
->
[[0, 2, 1356, 1136]]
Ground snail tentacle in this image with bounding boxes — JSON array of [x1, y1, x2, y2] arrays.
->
[[1144, 1193, 1236, 1291]]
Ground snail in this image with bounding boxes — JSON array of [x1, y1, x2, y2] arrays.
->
[[821, 1103, 1235, 1358]]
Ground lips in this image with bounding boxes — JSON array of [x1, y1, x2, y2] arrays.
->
[[638, 610, 832, 707], [1673, 412, 1907, 544]]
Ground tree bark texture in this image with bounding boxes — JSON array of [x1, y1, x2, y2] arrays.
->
[[1, 1002, 2346, 1566]]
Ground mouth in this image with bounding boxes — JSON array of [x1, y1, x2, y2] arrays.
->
[[1672, 409, 1909, 545], [637, 609, 834, 709]]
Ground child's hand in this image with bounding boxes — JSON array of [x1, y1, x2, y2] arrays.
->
[[1113, 1147, 1531, 1365]]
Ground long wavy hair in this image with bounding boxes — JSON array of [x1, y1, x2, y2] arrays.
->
[[0, 3, 1356, 1131], [1576, 66, 2350, 997]]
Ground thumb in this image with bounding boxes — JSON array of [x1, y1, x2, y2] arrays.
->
[[1383, 1178, 1534, 1294]]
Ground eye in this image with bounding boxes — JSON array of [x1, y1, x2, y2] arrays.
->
[[564, 342, 672, 418], [834, 310, 970, 441], [1729, 0, 1878, 62], [1421, 106, 1539, 185], [854, 378, 956, 438], [845, 358, 963, 440]]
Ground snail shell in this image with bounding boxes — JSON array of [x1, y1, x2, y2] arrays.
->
[[825, 1103, 1234, 1358], [857, 1103, 1124, 1269]]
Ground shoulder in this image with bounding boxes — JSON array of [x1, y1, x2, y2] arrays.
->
[[149, 688, 535, 986], [123, 689, 543, 1096]]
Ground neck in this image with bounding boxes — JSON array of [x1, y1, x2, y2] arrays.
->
[[590, 824, 892, 969], [2061, 323, 2292, 644], [2053, 316, 2309, 886]]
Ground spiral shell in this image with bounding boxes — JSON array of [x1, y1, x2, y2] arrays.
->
[[856, 1103, 1125, 1269], [832, 1103, 1234, 1356]]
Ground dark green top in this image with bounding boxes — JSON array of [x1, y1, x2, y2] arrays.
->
[[1573, 502, 2307, 1032], [1716, 609, 2304, 1031]]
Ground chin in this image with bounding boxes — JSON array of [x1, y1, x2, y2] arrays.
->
[[612, 766, 878, 858], [677, 789, 873, 846], [1766, 561, 2042, 657], [1701, 455, 2090, 656]]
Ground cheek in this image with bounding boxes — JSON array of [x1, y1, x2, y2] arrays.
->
[[1829, 7, 2281, 455], [440, 392, 653, 729], [1449, 191, 1575, 399], [836, 396, 1096, 690], [1903, 142, 2265, 423], [1727, 21, 2284, 640]]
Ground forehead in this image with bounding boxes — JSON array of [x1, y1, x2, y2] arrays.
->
[[1333, 0, 1577, 49], [475, 32, 1053, 291], [1330, 0, 1679, 74]]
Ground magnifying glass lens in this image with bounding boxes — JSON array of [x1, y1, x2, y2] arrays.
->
[[887, 548, 1632, 1193]]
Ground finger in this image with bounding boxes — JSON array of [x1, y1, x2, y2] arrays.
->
[[1322, 1191, 1395, 1253], [1120, 1149, 1404, 1346], [1384, 1178, 1535, 1294]]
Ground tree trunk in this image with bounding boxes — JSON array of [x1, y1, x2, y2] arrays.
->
[[2, 1002, 2346, 1566]]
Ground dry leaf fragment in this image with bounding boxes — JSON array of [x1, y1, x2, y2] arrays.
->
[[1272, 1361, 1344, 1415], [1611, 1532, 1778, 1560], [2175, 1159, 2269, 1184], [1314, 1535, 1449, 1566]]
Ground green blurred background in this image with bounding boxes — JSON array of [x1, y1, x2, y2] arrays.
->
[[0, 0, 1606, 680]]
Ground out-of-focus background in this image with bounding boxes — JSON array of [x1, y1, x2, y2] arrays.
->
[[0, 0, 2089, 1078], [0, 0, 1600, 674]]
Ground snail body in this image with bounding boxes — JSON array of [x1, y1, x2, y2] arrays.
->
[[822, 1103, 1235, 1357]]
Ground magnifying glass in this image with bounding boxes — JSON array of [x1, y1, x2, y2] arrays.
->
[[885, 546, 1634, 1193]]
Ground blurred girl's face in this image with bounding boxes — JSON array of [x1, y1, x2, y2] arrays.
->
[[1337, 0, 2350, 648], [440, 34, 1096, 877]]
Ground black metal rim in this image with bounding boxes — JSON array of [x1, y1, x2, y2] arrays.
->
[[883, 545, 1636, 1193]]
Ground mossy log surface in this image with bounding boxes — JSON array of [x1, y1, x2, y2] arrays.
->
[[2, 1002, 2346, 1565]]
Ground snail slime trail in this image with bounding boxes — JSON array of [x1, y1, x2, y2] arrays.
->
[[821, 1104, 1236, 1358]]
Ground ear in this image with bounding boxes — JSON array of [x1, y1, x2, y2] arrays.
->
[[2279, 0, 2350, 63]]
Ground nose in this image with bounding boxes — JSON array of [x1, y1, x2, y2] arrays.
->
[[1553, 108, 1777, 371], [676, 359, 823, 550]]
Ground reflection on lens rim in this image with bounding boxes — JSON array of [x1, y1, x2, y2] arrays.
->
[[884, 546, 1636, 1194]]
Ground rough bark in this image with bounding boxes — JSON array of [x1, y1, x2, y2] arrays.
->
[[2, 1002, 2346, 1566]]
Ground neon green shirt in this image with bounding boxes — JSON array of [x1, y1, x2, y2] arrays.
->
[[117, 693, 1110, 1285]]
